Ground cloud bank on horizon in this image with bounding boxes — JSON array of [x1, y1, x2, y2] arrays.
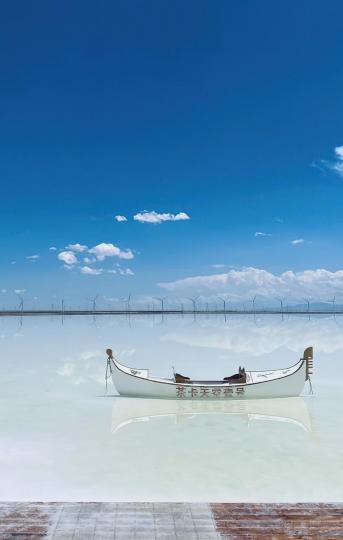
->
[[159, 267, 343, 301]]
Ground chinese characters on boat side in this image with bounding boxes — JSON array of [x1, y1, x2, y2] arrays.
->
[[176, 385, 245, 399]]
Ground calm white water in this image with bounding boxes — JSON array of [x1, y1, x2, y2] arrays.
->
[[0, 314, 342, 502]]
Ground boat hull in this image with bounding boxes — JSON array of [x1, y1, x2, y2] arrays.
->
[[110, 358, 307, 400]]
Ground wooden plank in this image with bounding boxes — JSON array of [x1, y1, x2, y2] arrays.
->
[[211, 503, 343, 538], [1, 502, 343, 539]]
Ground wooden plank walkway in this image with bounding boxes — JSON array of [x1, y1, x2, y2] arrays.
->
[[0, 502, 342, 539]]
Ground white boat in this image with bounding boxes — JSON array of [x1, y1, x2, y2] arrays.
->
[[106, 347, 313, 400]]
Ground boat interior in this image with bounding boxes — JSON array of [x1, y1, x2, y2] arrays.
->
[[174, 366, 247, 385]]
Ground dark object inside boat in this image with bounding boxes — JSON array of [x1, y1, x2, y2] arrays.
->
[[223, 366, 246, 383], [174, 373, 191, 383], [174, 366, 246, 384]]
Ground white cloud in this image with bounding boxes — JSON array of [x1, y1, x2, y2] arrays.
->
[[115, 215, 128, 222], [26, 254, 40, 260], [58, 251, 78, 265], [117, 267, 135, 276], [332, 145, 343, 177], [254, 232, 271, 237], [1, 289, 7, 293], [14, 289, 25, 294], [11, 261, 16, 265], [80, 266, 103, 275], [291, 239, 305, 245], [89, 242, 134, 261], [133, 210, 190, 224], [159, 266, 343, 301], [66, 243, 88, 252], [49, 246, 57, 251], [320, 145, 343, 177], [83, 256, 96, 264], [211, 264, 226, 269]]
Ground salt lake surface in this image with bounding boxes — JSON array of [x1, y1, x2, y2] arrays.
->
[[0, 313, 342, 502]]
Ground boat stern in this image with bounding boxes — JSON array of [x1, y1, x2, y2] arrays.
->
[[303, 347, 313, 380]]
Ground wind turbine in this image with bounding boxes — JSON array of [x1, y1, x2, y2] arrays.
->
[[251, 295, 257, 313], [331, 295, 336, 313], [87, 294, 99, 312], [17, 294, 24, 312], [276, 297, 285, 313], [187, 296, 200, 313], [218, 295, 229, 313], [218, 295, 229, 322], [124, 293, 132, 312], [122, 293, 132, 311], [328, 295, 336, 316], [153, 296, 167, 312], [275, 297, 286, 320], [304, 298, 311, 320]]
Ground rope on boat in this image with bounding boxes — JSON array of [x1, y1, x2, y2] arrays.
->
[[308, 376, 314, 395]]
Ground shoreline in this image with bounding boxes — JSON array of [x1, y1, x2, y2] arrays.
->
[[1, 309, 342, 316]]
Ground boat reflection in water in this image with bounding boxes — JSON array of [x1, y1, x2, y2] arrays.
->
[[111, 396, 312, 434]]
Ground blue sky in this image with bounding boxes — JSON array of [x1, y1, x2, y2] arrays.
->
[[1, 1, 343, 306]]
